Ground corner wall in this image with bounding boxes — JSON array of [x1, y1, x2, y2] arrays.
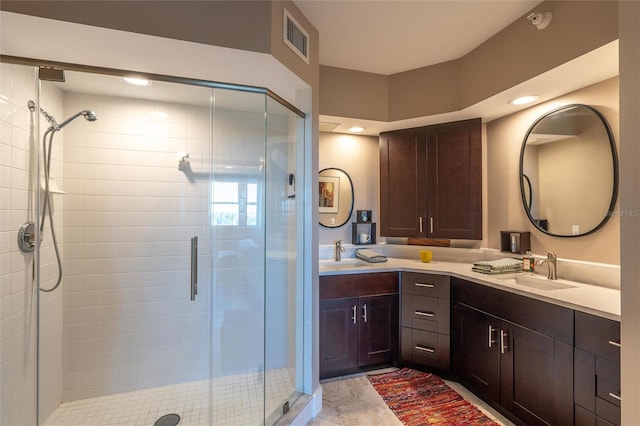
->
[[318, 132, 379, 246], [485, 77, 619, 264], [619, 1, 640, 423]]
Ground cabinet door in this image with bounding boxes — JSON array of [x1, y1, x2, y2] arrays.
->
[[379, 127, 427, 237], [358, 294, 399, 366], [426, 118, 482, 239], [500, 321, 574, 426], [319, 297, 359, 377], [451, 302, 500, 403]]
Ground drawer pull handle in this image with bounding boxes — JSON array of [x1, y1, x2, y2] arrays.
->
[[414, 345, 435, 353], [415, 310, 434, 317], [500, 330, 508, 354], [488, 325, 496, 348], [352, 305, 357, 324], [608, 392, 622, 402], [608, 340, 621, 348], [415, 283, 434, 288], [362, 303, 368, 323], [419, 217, 423, 233]]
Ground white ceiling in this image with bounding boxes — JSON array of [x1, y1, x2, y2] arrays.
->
[[293, 0, 619, 136], [294, 0, 542, 75]]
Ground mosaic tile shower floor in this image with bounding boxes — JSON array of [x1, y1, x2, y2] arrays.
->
[[43, 369, 296, 426]]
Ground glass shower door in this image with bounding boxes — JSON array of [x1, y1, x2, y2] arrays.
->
[[36, 71, 214, 425]]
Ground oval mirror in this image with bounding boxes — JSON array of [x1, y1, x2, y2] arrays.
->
[[319, 168, 354, 228], [519, 104, 618, 237]]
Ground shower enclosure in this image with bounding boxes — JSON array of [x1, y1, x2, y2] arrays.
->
[[0, 61, 305, 425]]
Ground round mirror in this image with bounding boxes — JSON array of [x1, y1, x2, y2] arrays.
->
[[519, 104, 618, 237], [319, 168, 354, 228]]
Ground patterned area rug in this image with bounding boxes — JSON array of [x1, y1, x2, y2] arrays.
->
[[368, 368, 499, 426]]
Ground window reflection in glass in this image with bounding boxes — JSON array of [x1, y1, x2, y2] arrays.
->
[[212, 181, 259, 226]]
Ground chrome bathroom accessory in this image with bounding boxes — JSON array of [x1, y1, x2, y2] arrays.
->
[[190, 236, 198, 300], [31, 101, 98, 292], [335, 240, 345, 261], [536, 249, 557, 280], [17, 221, 36, 253]]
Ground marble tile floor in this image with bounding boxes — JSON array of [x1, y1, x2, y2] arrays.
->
[[310, 368, 515, 426]]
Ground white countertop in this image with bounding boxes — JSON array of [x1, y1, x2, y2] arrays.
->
[[319, 257, 621, 321]]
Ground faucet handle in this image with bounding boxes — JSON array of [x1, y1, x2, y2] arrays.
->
[[542, 249, 557, 259]]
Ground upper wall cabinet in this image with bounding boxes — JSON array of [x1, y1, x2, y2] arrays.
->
[[380, 118, 482, 239]]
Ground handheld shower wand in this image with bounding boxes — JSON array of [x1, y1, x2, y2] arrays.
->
[[37, 107, 98, 292]]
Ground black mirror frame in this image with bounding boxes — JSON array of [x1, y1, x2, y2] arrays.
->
[[319, 167, 354, 228], [518, 104, 619, 238]]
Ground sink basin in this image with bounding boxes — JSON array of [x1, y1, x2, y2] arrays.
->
[[496, 274, 577, 291], [319, 258, 376, 269]]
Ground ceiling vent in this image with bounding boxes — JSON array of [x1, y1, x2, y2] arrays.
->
[[284, 9, 309, 64]]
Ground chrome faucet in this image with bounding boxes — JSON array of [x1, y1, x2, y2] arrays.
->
[[335, 240, 345, 261], [536, 250, 557, 280]]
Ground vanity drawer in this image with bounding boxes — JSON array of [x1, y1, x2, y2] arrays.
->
[[401, 272, 450, 298], [401, 294, 449, 334], [575, 311, 620, 362], [596, 356, 621, 408], [401, 327, 450, 370]]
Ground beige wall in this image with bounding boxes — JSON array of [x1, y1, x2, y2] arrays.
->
[[0, 0, 320, 88], [0, 1, 272, 54], [319, 0, 618, 122], [619, 1, 640, 423], [318, 133, 379, 245], [319, 66, 389, 121], [486, 77, 619, 264]]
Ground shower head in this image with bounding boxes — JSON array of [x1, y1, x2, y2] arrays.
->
[[57, 110, 98, 129], [39, 108, 97, 131]]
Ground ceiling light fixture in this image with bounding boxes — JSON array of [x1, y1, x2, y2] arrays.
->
[[348, 126, 365, 133], [509, 95, 539, 106], [124, 77, 150, 86]]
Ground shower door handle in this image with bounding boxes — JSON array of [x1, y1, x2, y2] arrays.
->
[[190, 236, 198, 301]]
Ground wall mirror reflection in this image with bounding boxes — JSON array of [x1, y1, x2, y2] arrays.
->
[[319, 168, 354, 228], [520, 104, 618, 237]]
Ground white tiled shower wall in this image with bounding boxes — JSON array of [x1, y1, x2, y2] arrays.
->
[[0, 63, 39, 425], [59, 87, 298, 401], [58, 90, 213, 403]]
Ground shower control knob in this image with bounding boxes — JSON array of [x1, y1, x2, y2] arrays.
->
[[18, 221, 36, 253]]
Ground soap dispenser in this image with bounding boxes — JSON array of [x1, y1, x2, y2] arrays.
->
[[523, 250, 534, 272]]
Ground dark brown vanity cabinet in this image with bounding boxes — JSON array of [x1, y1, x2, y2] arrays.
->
[[400, 272, 450, 371], [574, 311, 621, 426], [452, 278, 574, 426], [319, 272, 399, 379], [379, 118, 482, 239]]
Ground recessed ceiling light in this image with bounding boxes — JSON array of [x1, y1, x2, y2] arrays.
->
[[509, 95, 539, 105], [124, 77, 150, 86], [348, 126, 365, 133]]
